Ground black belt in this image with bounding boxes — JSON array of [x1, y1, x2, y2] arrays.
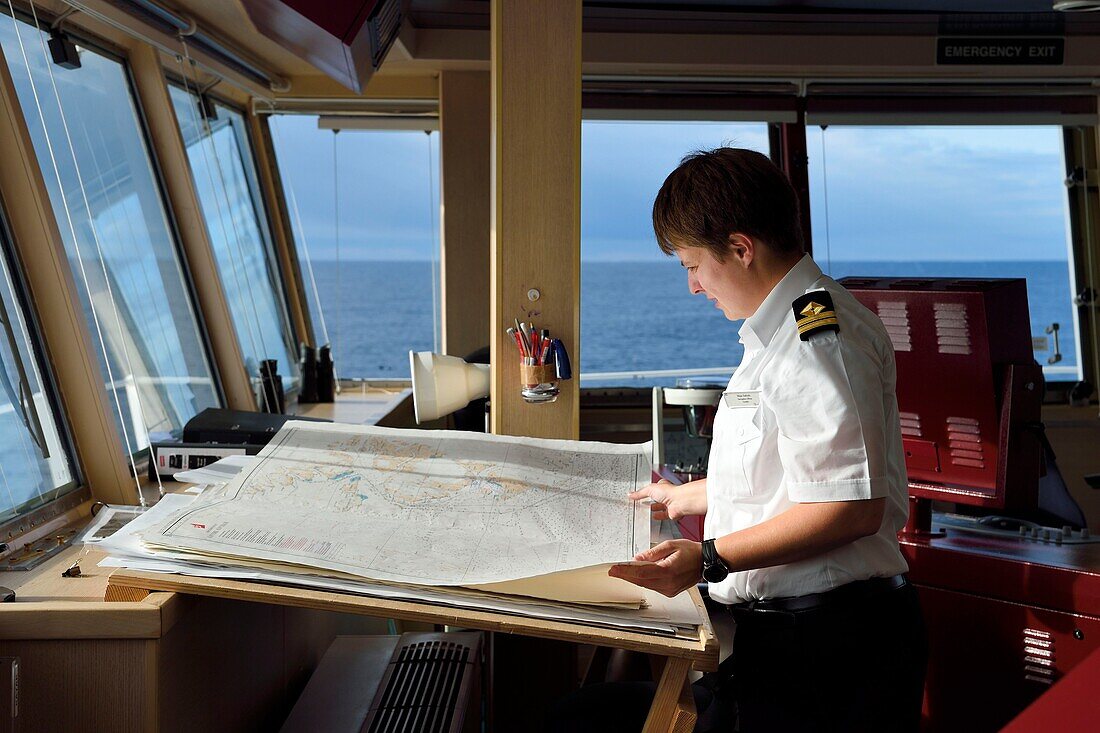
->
[[724, 573, 908, 615]]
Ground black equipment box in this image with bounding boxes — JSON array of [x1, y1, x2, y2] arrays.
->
[[182, 408, 329, 447]]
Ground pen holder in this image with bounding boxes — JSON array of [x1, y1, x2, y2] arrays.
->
[[520, 364, 559, 404]]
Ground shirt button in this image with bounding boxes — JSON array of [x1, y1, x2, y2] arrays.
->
[[737, 427, 745, 437]]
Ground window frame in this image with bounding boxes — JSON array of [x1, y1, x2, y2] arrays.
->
[[800, 118, 1088, 389], [251, 113, 316, 350], [118, 43, 229, 415], [164, 76, 303, 389], [0, 9, 231, 452], [1059, 124, 1100, 401], [0, 191, 87, 523], [264, 115, 443, 379], [573, 102, 1093, 394], [575, 115, 775, 386]]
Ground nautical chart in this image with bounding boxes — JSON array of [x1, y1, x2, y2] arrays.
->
[[142, 421, 652, 587]]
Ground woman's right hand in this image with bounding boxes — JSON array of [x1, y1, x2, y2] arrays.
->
[[629, 479, 707, 520]]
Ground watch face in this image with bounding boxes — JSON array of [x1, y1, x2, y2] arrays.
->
[[703, 563, 729, 584]]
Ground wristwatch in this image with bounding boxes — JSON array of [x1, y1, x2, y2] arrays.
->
[[701, 539, 730, 584]]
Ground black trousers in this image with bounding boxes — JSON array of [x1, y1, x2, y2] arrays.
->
[[546, 582, 927, 733]]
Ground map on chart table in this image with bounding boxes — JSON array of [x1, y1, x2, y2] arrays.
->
[[140, 422, 652, 602]]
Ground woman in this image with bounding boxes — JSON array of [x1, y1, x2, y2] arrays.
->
[[552, 148, 926, 733]]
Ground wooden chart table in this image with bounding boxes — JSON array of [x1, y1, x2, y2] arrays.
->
[[106, 569, 719, 732]]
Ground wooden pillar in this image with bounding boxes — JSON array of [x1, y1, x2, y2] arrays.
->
[[490, 0, 582, 439], [440, 71, 491, 360], [128, 45, 257, 411], [0, 45, 134, 504]]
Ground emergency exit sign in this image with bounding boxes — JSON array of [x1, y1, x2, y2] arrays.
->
[[937, 37, 1064, 65]]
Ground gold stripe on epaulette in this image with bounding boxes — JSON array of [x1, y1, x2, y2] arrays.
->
[[797, 317, 838, 334], [796, 312, 837, 328], [798, 322, 837, 334]]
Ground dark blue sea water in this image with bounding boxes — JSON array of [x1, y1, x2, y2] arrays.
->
[[305, 260, 1078, 383]]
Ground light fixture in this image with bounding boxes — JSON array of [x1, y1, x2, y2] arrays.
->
[[1054, 0, 1100, 10], [409, 352, 490, 424], [48, 30, 81, 70]]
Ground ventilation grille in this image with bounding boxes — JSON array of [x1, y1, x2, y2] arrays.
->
[[934, 302, 971, 355], [946, 417, 984, 468], [368, 641, 471, 733], [1022, 628, 1056, 686], [899, 411, 922, 438], [369, 0, 404, 69], [877, 302, 911, 352]]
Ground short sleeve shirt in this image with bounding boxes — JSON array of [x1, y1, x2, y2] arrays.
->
[[704, 255, 910, 604]]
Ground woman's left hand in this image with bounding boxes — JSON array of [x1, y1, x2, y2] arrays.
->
[[607, 539, 702, 598]]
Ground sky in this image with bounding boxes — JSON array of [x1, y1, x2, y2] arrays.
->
[[269, 116, 1073, 263]]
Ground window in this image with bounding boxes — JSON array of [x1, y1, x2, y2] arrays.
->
[[267, 115, 440, 379], [0, 17, 220, 450], [580, 120, 771, 386], [168, 85, 299, 394], [808, 125, 1081, 381], [0, 211, 78, 521]]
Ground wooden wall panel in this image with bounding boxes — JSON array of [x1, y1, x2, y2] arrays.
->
[[440, 71, 491, 360], [489, 0, 582, 439]]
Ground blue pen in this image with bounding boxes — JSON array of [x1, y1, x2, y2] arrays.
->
[[551, 339, 572, 380]]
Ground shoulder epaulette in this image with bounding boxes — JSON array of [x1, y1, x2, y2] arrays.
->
[[792, 290, 839, 341]]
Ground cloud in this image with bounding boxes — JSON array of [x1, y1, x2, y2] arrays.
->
[[582, 121, 770, 259], [808, 126, 1070, 261], [272, 116, 440, 260], [271, 117, 1071, 264]]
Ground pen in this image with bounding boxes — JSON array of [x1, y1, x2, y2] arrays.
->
[[533, 333, 544, 364], [506, 327, 526, 358], [536, 329, 548, 365], [515, 322, 531, 356], [513, 319, 525, 354]]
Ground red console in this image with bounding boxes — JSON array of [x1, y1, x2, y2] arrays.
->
[[840, 276, 1098, 732], [841, 277, 1044, 519]]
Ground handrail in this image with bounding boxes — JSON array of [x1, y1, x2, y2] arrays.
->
[[580, 366, 737, 382]]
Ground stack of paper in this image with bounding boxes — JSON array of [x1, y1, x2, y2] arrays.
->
[[100, 422, 705, 637]]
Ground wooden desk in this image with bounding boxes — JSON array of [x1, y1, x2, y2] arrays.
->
[[294, 387, 412, 425], [0, 546, 389, 731], [0, 392, 426, 731], [106, 569, 719, 733]]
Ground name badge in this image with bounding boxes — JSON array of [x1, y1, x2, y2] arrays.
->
[[723, 390, 760, 408]]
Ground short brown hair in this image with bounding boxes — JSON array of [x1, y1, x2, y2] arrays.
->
[[652, 148, 804, 260]]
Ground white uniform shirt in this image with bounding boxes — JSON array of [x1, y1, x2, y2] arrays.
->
[[704, 255, 910, 604]]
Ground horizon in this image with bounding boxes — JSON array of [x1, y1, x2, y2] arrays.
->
[[301, 256, 1072, 264]]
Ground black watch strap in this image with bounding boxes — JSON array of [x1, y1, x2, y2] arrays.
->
[[701, 538, 729, 583]]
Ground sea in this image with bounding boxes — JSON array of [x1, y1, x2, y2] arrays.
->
[[305, 259, 1079, 385], [0, 258, 1079, 519]]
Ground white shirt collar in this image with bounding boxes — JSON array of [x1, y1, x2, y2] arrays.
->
[[738, 254, 823, 352]]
